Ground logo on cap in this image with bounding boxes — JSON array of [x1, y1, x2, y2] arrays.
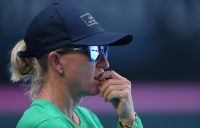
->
[[80, 13, 98, 26]]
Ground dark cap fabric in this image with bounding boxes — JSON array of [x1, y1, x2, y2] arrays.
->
[[18, 3, 133, 58]]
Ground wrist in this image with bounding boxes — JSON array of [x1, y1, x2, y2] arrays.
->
[[119, 113, 136, 128]]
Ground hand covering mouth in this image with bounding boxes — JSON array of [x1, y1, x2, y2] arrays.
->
[[94, 72, 104, 81], [94, 73, 111, 82]]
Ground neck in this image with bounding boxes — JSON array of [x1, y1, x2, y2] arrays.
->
[[36, 75, 82, 119]]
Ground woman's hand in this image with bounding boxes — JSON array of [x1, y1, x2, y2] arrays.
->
[[99, 70, 136, 121]]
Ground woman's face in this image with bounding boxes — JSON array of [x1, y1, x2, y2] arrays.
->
[[60, 51, 109, 97]]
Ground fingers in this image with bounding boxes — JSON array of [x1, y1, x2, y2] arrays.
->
[[99, 70, 135, 119], [99, 71, 132, 102], [105, 90, 129, 102], [100, 79, 131, 98], [101, 85, 131, 102], [99, 70, 126, 80]]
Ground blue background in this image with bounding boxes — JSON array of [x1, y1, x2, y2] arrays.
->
[[0, 0, 200, 127], [1, 0, 200, 83]]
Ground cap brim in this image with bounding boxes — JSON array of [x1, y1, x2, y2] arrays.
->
[[43, 32, 133, 54], [71, 32, 133, 46]]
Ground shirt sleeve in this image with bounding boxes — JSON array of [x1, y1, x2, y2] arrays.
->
[[117, 114, 143, 128]]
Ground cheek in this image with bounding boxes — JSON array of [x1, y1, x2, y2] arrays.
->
[[61, 54, 96, 85], [66, 61, 95, 82], [77, 63, 95, 81]]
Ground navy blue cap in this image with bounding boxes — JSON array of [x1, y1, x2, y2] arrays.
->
[[18, 3, 133, 58]]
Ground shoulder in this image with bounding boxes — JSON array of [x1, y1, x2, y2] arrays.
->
[[75, 106, 103, 126], [75, 106, 97, 117], [17, 100, 69, 128]]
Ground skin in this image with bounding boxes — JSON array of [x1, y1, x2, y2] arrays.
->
[[36, 50, 136, 125]]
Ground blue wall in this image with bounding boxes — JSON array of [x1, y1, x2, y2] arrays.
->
[[1, 0, 200, 83]]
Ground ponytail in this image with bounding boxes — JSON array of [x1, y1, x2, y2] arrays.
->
[[9, 40, 47, 99], [10, 40, 36, 82]]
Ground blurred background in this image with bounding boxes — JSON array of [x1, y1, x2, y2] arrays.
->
[[0, 0, 200, 127]]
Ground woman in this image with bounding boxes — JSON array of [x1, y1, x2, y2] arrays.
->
[[10, 3, 143, 128]]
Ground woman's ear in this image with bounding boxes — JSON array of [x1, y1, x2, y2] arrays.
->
[[48, 51, 64, 75]]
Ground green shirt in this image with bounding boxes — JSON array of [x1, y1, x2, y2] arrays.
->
[[17, 100, 143, 128]]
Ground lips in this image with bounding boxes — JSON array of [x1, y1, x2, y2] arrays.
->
[[94, 76, 102, 81], [94, 76, 99, 81], [94, 77, 107, 87], [94, 72, 103, 83], [94, 72, 104, 81]]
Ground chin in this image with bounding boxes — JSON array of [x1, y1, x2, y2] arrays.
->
[[87, 86, 100, 96], [87, 80, 101, 95]]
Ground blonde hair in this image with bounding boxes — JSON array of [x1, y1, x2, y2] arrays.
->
[[9, 40, 48, 99]]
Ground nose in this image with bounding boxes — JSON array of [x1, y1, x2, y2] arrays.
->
[[96, 53, 110, 69]]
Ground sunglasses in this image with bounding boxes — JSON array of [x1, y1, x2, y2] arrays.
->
[[57, 45, 108, 62]]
